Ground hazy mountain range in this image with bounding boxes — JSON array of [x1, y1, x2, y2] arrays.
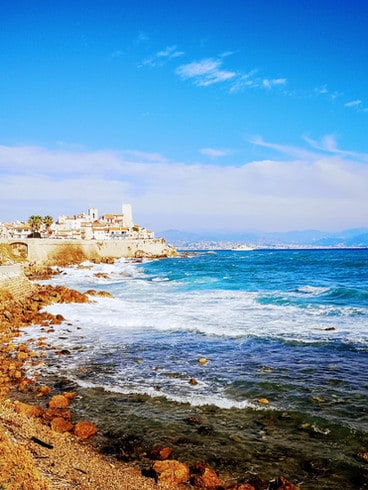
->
[[159, 228, 368, 248]]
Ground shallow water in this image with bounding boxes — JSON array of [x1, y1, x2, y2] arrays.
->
[[20, 249, 368, 488]]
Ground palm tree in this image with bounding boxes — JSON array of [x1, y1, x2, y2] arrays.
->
[[28, 215, 43, 233], [43, 215, 54, 234]]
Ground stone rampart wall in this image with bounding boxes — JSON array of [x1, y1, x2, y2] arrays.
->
[[2, 238, 177, 265], [0, 264, 34, 298]]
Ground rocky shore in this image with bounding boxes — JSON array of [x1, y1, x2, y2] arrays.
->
[[0, 260, 300, 489]]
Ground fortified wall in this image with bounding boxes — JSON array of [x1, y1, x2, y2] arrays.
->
[[1, 238, 177, 266], [0, 238, 177, 297], [20, 238, 177, 265], [0, 264, 34, 298]]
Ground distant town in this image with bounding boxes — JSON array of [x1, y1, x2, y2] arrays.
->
[[0, 204, 155, 241]]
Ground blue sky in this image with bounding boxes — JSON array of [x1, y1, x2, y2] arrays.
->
[[1, 0, 367, 232]]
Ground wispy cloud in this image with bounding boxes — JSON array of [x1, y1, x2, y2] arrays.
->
[[109, 50, 124, 59], [345, 99, 362, 108], [228, 71, 259, 92], [176, 57, 288, 93], [262, 78, 287, 89], [303, 135, 368, 162], [142, 45, 184, 67], [176, 58, 236, 86], [135, 32, 150, 44], [200, 148, 228, 158]]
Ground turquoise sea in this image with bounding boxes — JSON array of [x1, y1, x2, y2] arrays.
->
[[21, 249, 368, 488]]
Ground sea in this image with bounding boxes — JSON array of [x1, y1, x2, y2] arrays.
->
[[20, 249, 368, 489]]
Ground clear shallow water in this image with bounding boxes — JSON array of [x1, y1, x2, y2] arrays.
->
[[20, 249, 368, 488]]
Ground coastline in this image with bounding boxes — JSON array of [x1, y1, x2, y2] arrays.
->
[[0, 250, 301, 489], [0, 267, 182, 489]]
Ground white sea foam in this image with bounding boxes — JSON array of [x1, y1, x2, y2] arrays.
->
[[297, 285, 330, 295], [40, 270, 368, 346], [66, 376, 261, 410]]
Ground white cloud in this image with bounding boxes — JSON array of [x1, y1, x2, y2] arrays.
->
[[345, 99, 362, 107], [142, 45, 184, 67], [0, 143, 367, 232], [200, 148, 228, 158], [156, 45, 184, 58], [176, 58, 236, 86], [262, 78, 287, 89], [176, 58, 288, 94], [303, 135, 368, 162]]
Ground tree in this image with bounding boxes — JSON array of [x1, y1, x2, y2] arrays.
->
[[43, 215, 54, 233], [28, 215, 43, 232]]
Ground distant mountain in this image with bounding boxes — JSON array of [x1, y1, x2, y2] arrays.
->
[[159, 228, 368, 248]]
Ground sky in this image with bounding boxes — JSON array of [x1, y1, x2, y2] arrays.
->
[[1, 0, 367, 233]]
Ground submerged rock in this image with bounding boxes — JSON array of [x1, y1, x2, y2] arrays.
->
[[149, 446, 173, 460], [191, 462, 223, 489], [268, 475, 300, 490]]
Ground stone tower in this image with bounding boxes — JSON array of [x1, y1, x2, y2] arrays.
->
[[122, 204, 134, 228], [88, 208, 99, 220]]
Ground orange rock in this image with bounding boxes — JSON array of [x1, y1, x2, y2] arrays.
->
[[15, 401, 43, 418], [153, 460, 190, 485], [50, 417, 74, 433], [74, 421, 98, 439], [37, 385, 52, 397], [271, 476, 300, 490], [43, 407, 72, 422], [48, 394, 70, 409], [230, 484, 256, 490], [150, 446, 173, 460], [17, 351, 29, 361], [191, 463, 222, 489], [62, 392, 77, 400]]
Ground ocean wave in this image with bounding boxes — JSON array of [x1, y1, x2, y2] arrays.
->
[[297, 285, 330, 295], [68, 377, 262, 410]]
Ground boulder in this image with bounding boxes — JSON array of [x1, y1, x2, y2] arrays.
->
[[48, 394, 70, 409], [191, 463, 222, 489], [150, 446, 173, 460], [43, 407, 72, 422], [152, 460, 190, 485], [269, 476, 300, 490], [51, 417, 74, 433], [15, 401, 43, 418], [74, 421, 98, 439]]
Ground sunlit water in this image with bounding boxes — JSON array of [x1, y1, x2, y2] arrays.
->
[[20, 250, 368, 488]]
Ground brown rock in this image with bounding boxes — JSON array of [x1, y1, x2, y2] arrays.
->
[[43, 407, 72, 422], [269, 476, 300, 490], [62, 391, 77, 400], [37, 385, 52, 397], [358, 451, 368, 462], [48, 394, 70, 409], [191, 463, 222, 489], [74, 421, 98, 439], [150, 446, 173, 460], [230, 484, 256, 490], [15, 401, 43, 418], [17, 351, 29, 361], [51, 417, 74, 433], [152, 460, 190, 485]]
